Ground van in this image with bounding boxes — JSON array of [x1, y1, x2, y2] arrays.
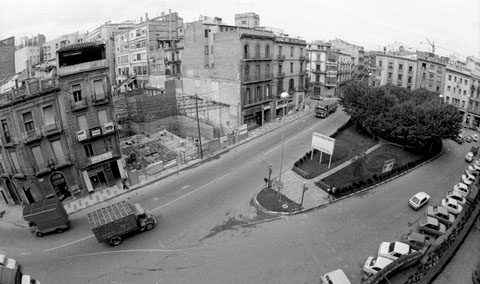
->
[[320, 269, 352, 284]]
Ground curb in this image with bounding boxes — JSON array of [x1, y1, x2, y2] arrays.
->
[[67, 110, 315, 216], [254, 141, 445, 215]]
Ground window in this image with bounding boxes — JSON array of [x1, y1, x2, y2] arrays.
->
[[23, 112, 34, 132], [290, 62, 293, 73], [255, 65, 260, 77], [464, 90, 467, 95], [43, 105, 55, 127], [460, 78, 463, 84], [256, 86, 261, 100], [98, 109, 108, 125], [447, 86, 451, 91], [72, 84, 82, 102], [77, 115, 88, 131], [398, 74, 402, 80], [9, 152, 20, 171], [1, 119, 10, 143], [290, 46, 294, 57], [398, 64, 403, 70], [51, 140, 64, 162], [244, 65, 249, 77], [266, 85, 270, 97], [408, 65, 413, 72], [93, 79, 105, 100], [279, 46, 283, 56], [465, 79, 468, 85], [266, 64, 270, 75], [31, 146, 45, 167], [211, 46, 213, 55], [265, 45, 270, 58], [255, 44, 260, 58], [205, 30, 208, 38], [315, 74, 320, 82], [278, 64, 282, 73], [408, 76, 412, 83], [378, 60, 383, 67], [244, 45, 249, 59], [462, 101, 465, 108], [84, 144, 94, 157], [388, 72, 392, 79], [205, 45, 209, 55]]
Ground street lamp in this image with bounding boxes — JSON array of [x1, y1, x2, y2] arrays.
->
[[278, 91, 289, 185]]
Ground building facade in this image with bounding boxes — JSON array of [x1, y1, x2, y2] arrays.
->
[[0, 37, 15, 80], [415, 51, 447, 93], [114, 12, 184, 90], [43, 32, 86, 64], [306, 41, 341, 99], [57, 42, 125, 195], [373, 52, 418, 89], [15, 46, 42, 73]]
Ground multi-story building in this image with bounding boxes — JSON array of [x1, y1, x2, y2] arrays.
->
[[57, 42, 125, 195], [337, 51, 353, 94], [0, 37, 15, 80], [182, 15, 306, 131], [15, 45, 42, 73], [330, 38, 364, 81], [306, 40, 342, 99], [15, 34, 46, 48], [372, 52, 417, 89], [86, 20, 136, 86], [0, 76, 73, 205], [235, 12, 260, 28], [114, 12, 184, 90], [415, 51, 447, 93], [42, 32, 86, 63], [443, 60, 471, 123]]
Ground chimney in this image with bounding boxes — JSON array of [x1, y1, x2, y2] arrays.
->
[[145, 12, 148, 21]]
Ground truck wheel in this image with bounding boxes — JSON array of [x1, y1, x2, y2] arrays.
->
[[145, 223, 155, 231], [109, 237, 122, 246], [56, 228, 65, 234], [36, 231, 43, 237]]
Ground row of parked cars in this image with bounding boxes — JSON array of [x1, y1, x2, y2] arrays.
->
[[358, 161, 475, 278], [0, 253, 40, 284]]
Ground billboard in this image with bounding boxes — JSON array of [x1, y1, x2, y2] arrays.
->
[[311, 132, 335, 155]]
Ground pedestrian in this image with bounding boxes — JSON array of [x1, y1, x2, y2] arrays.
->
[[122, 178, 129, 190]]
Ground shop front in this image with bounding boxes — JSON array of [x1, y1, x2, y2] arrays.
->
[[82, 157, 123, 193], [242, 105, 265, 130]]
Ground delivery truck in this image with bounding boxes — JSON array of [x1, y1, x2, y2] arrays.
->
[[87, 201, 156, 246], [22, 197, 69, 237], [315, 100, 338, 118]]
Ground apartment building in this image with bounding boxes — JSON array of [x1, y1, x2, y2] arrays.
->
[[415, 51, 447, 93], [373, 52, 417, 89], [182, 15, 306, 131], [86, 20, 136, 86], [0, 77, 73, 205], [43, 32, 86, 63], [306, 41, 341, 99], [57, 42, 125, 195], [15, 45, 42, 73], [114, 12, 184, 90]]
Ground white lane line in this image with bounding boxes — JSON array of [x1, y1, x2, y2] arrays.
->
[[61, 248, 191, 259], [45, 235, 94, 252], [151, 173, 230, 213], [20, 252, 32, 255]]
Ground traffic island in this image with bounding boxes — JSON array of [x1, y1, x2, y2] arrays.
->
[[254, 186, 303, 215]]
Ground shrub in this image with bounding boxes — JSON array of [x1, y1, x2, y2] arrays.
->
[[372, 174, 378, 181], [367, 178, 373, 184]]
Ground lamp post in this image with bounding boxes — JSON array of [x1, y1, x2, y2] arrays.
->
[[278, 92, 289, 185], [300, 182, 308, 207]]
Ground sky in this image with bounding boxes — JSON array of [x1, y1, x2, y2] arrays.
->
[[1, 0, 479, 59]]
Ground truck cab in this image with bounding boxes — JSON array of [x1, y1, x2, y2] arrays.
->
[[133, 203, 156, 231]]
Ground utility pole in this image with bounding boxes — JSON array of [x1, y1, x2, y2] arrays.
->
[[195, 93, 203, 159]]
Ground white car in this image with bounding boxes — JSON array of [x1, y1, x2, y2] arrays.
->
[[446, 190, 466, 205], [409, 192, 431, 210], [461, 174, 474, 186], [474, 134, 479, 142], [468, 165, 480, 174], [441, 197, 463, 215], [466, 152, 474, 162], [454, 182, 470, 197], [0, 253, 18, 270], [377, 241, 411, 261], [363, 256, 393, 275], [464, 170, 476, 181], [320, 269, 352, 284]]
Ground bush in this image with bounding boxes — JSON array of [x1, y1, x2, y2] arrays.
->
[[367, 178, 373, 184], [372, 174, 378, 181], [292, 166, 309, 179]]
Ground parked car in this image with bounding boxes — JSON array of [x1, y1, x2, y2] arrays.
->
[[466, 135, 473, 143], [474, 134, 479, 142], [426, 206, 455, 226], [454, 182, 470, 197], [471, 163, 480, 171], [466, 152, 474, 162], [461, 174, 474, 186], [468, 165, 480, 175], [418, 216, 446, 237], [320, 269, 352, 284], [446, 190, 466, 205], [409, 192, 431, 210], [473, 262, 480, 284], [400, 232, 429, 251], [441, 198, 463, 215], [362, 256, 393, 275], [377, 241, 411, 261], [455, 134, 465, 144], [0, 254, 18, 270], [472, 145, 480, 156], [464, 170, 476, 182]]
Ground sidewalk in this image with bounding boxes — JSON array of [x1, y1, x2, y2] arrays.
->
[[0, 107, 317, 227]]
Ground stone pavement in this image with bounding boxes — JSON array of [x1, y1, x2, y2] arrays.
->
[[0, 106, 319, 226]]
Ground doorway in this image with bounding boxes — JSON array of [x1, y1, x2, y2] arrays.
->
[[22, 187, 35, 203], [89, 172, 107, 190], [50, 172, 70, 201]]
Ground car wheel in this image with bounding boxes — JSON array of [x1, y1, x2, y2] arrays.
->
[[56, 228, 65, 234], [109, 237, 122, 246], [36, 231, 43, 237], [145, 223, 155, 231]]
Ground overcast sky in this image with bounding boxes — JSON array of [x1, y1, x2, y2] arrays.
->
[[1, 0, 479, 58]]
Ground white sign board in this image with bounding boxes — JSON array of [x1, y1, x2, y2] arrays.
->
[[311, 132, 335, 155], [382, 159, 395, 173], [238, 124, 248, 136]]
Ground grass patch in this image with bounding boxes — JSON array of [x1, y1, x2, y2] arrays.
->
[[256, 186, 303, 213], [295, 126, 377, 179]]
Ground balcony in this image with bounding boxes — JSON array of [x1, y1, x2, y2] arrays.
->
[[243, 54, 273, 61], [242, 74, 273, 84], [0, 136, 18, 148], [22, 128, 42, 144], [35, 155, 72, 176], [71, 98, 89, 112], [76, 122, 116, 143], [242, 94, 274, 108], [78, 151, 117, 168], [325, 80, 337, 87], [164, 58, 182, 65], [312, 69, 323, 74], [57, 59, 108, 77], [299, 55, 307, 61], [276, 72, 285, 79], [277, 54, 285, 61], [42, 121, 62, 137], [92, 96, 111, 106]]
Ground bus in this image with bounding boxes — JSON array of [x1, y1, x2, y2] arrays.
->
[[315, 100, 338, 118]]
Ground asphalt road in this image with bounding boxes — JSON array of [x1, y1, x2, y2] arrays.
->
[[2, 113, 478, 284]]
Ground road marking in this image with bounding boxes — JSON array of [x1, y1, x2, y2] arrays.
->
[[20, 252, 32, 255], [151, 173, 231, 213], [45, 235, 95, 252], [61, 248, 191, 259]]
